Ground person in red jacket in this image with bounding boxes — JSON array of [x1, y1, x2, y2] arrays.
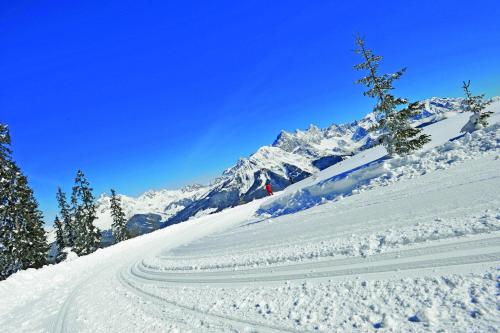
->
[[265, 179, 273, 196]]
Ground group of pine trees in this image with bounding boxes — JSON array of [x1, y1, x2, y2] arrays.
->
[[52, 171, 102, 262], [353, 36, 492, 156], [0, 124, 49, 280], [0, 123, 130, 279], [53, 176, 130, 262]]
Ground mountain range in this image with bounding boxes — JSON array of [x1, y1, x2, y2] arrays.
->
[[95, 97, 468, 243]]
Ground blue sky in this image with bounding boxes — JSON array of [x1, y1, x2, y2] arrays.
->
[[1, 1, 499, 224]]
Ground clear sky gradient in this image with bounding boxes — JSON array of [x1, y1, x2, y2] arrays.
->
[[1, 1, 499, 224]]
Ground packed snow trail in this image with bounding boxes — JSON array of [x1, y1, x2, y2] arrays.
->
[[1, 107, 500, 332], [126, 236, 500, 285]]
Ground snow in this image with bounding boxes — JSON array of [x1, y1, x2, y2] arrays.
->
[[93, 185, 208, 230], [258, 119, 499, 218], [223, 146, 317, 194], [1, 99, 500, 332]]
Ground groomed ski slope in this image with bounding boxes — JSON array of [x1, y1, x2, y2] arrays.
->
[[1, 105, 499, 332]]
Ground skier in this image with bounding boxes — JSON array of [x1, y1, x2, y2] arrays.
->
[[265, 179, 273, 196]]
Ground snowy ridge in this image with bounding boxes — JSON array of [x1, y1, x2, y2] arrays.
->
[[271, 97, 467, 157], [221, 146, 317, 194], [94, 184, 208, 230]]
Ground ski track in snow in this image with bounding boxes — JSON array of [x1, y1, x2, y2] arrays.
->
[[117, 269, 304, 333], [1, 105, 500, 332], [129, 236, 500, 285]]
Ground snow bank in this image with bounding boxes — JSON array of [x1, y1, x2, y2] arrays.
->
[[145, 207, 500, 272], [258, 124, 500, 218]]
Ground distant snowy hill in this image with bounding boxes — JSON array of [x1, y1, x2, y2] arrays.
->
[[94, 97, 493, 241], [95, 185, 207, 230], [94, 185, 207, 243]]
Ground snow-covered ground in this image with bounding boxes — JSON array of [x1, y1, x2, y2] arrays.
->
[[1, 102, 499, 332]]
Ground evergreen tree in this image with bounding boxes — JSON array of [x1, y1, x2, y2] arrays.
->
[[53, 216, 66, 262], [0, 123, 11, 160], [71, 170, 101, 255], [0, 124, 48, 279], [56, 187, 74, 247], [354, 36, 430, 156], [15, 172, 49, 269], [110, 189, 129, 243], [0, 125, 21, 279], [460, 80, 493, 133]]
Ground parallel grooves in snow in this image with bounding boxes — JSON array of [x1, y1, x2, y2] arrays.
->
[[51, 269, 108, 333], [130, 235, 500, 285], [117, 269, 305, 333]]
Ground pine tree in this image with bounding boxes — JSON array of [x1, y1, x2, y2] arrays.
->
[[460, 80, 493, 133], [53, 216, 66, 262], [354, 36, 430, 156], [0, 123, 11, 160], [15, 172, 49, 269], [56, 187, 74, 247], [110, 189, 129, 243], [1, 124, 48, 279], [71, 170, 101, 255], [0, 125, 21, 279]]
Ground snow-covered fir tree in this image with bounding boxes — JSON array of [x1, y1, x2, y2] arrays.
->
[[354, 36, 430, 156], [110, 189, 129, 243], [0, 123, 48, 280], [0, 124, 20, 279], [71, 170, 101, 256], [56, 187, 74, 247], [460, 80, 493, 133], [53, 216, 66, 262], [0, 123, 10, 160], [15, 172, 49, 269]]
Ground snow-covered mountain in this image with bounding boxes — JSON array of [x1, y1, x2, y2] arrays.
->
[[95, 97, 474, 240], [272, 97, 465, 158], [95, 184, 208, 241]]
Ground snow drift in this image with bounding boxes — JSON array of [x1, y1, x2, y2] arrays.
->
[[258, 124, 500, 218]]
